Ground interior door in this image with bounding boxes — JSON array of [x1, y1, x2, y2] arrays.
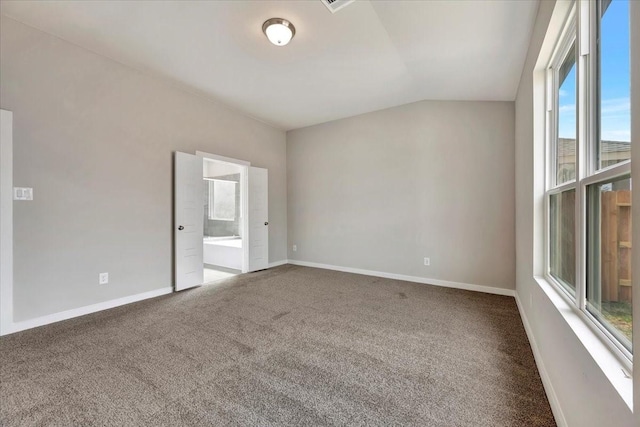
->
[[248, 167, 268, 272], [0, 110, 14, 335], [174, 152, 204, 291]]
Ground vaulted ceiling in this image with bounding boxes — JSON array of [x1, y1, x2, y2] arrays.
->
[[1, 0, 539, 130]]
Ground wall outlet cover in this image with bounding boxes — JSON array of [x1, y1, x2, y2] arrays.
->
[[424, 257, 430, 266], [99, 272, 109, 285]]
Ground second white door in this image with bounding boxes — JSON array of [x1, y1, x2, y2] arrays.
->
[[175, 152, 204, 291], [248, 167, 268, 272]]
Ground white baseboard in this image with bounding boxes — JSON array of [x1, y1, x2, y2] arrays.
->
[[1, 259, 513, 335], [3, 261, 287, 336], [514, 293, 567, 427], [2, 287, 173, 336], [288, 259, 515, 297], [268, 259, 289, 268]]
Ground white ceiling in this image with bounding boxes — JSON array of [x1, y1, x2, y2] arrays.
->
[[1, 0, 539, 130]]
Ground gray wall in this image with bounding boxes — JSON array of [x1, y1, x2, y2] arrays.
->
[[287, 100, 515, 290], [515, 1, 637, 425], [0, 16, 287, 322]]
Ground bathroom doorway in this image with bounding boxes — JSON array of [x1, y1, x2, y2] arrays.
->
[[201, 156, 246, 284], [175, 150, 268, 291]]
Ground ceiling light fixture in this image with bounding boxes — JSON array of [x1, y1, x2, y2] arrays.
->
[[262, 18, 295, 46]]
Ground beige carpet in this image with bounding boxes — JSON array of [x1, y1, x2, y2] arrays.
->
[[0, 265, 555, 426]]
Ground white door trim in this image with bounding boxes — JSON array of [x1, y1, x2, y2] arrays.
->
[[240, 166, 249, 273], [0, 110, 13, 336], [197, 151, 250, 273], [195, 151, 251, 167]]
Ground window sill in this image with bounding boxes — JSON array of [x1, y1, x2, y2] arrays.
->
[[532, 275, 633, 411]]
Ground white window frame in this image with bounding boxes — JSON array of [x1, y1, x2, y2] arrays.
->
[[544, 0, 633, 369], [545, 4, 579, 299]]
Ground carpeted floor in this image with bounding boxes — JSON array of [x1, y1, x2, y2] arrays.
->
[[0, 265, 555, 426]]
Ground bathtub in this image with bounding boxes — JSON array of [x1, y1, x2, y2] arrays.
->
[[203, 236, 242, 270]]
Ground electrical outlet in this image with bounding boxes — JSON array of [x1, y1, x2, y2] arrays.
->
[[292, 244, 297, 252], [424, 257, 430, 266], [99, 272, 109, 285]]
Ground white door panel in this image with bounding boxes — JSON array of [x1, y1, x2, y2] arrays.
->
[[248, 167, 268, 272], [1, 110, 14, 335], [175, 152, 204, 291]]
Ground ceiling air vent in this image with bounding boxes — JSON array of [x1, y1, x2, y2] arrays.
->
[[321, 0, 356, 14]]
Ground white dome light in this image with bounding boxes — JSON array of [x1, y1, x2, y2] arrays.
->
[[262, 18, 295, 46]]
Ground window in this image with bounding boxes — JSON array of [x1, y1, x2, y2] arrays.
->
[[208, 179, 237, 221], [597, 0, 631, 170], [587, 177, 632, 350], [548, 13, 578, 295], [549, 190, 576, 293], [545, 0, 632, 359], [556, 40, 577, 185]]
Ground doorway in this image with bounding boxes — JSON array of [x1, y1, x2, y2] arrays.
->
[[202, 157, 245, 284], [174, 151, 269, 292]]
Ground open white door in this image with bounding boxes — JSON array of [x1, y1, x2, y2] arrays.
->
[[174, 152, 204, 291], [248, 167, 268, 272], [1, 110, 14, 335]]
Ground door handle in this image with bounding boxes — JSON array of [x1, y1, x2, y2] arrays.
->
[[178, 225, 184, 230], [264, 222, 269, 226]]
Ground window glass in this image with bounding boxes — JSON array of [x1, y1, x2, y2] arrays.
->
[[550, 190, 576, 293], [557, 42, 577, 184], [597, 0, 631, 169], [209, 180, 236, 221], [587, 177, 632, 351]]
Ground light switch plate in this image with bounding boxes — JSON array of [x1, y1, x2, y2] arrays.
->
[[14, 187, 33, 201]]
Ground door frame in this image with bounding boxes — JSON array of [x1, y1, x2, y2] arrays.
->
[[196, 151, 250, 274]]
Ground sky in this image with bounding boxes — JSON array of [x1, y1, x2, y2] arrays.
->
[[558, 0, 630, 142]]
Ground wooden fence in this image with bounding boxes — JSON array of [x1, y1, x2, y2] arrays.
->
[[601, 190, 632, 303]]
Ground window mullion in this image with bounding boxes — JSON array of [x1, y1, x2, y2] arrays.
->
[[549, 180, 578, 195], [575, 0, 592, 311], [586, 0, 598, 178], [582, 161, 631, 186], [546, 67, 555, 191]]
